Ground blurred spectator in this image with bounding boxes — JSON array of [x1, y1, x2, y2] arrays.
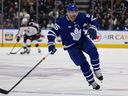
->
[[38, 11, 47, 29], [124, 18, 128, 31], [47, 19, 54, 29], [87, 0, 128, 30], [0, 0, 127, 30]]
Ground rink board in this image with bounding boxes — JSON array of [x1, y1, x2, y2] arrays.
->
[[0, 29, 128, 48]]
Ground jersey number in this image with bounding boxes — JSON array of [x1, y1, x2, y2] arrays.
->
[[54, 23, 60, 30]]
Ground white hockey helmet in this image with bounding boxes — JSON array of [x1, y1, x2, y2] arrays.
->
[[24, 14, 30, 19], [22, 18, 28, 25]]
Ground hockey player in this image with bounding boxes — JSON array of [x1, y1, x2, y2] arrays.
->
[[17, 14, 41, 54], [47, 3, 103, 90]]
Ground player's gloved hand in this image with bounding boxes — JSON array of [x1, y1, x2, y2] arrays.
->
[[48, 43, 57, 55], [16, 36, 20, 42], [36, 33, 41, 38], [87, 28, 97, 40]]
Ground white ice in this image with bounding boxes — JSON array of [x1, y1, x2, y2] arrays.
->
[[0, 47, 128, 96]]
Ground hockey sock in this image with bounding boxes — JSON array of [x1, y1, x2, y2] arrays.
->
[[91, 55, 100, 71], [88, 48, 103, 80], [88, 48, 100, 71], [80, 62, 95, 84]]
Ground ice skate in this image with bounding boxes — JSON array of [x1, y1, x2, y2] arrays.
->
[[20, 48, 28, 54], [94, 69, 103, 81], [26, 48, 30, 54], [90, 81, 100, 90]]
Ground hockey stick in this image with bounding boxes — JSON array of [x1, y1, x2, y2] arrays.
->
[[0, 52, 51, 94], [8, 30, 22, 55], [8, 42, 18, 55], [10, 47, 22, 54]]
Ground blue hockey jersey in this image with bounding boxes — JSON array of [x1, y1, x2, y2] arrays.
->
[[47, 12, 98, 50]]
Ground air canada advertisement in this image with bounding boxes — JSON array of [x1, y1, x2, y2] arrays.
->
[[0, 29, 128, 45]]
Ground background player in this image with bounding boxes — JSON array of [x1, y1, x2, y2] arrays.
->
[[47, 3, 103, 90], [17, 14, 42, 54]]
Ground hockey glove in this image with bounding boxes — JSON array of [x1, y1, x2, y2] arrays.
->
[[48, 43, 57, 55], [87, 28, 97, 40], [16, 36, 20, 42]]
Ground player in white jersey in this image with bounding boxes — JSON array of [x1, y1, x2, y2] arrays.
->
[[16, 14, 42, 54]]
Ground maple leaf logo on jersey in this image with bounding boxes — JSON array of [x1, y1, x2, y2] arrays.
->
[[70, 28, 81, 41]]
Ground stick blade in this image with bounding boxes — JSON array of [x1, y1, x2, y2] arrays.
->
[[10, 52, 16, 54], [10, 53, 16, 54], [0, 88, 9, 94]]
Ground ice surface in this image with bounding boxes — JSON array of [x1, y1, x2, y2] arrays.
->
[[0, 47, 128, 96]]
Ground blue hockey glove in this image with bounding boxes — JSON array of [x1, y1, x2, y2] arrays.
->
[[48, 43, 57, 55], [87, 28, 97, 40], [16, 36, 20, 42]]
